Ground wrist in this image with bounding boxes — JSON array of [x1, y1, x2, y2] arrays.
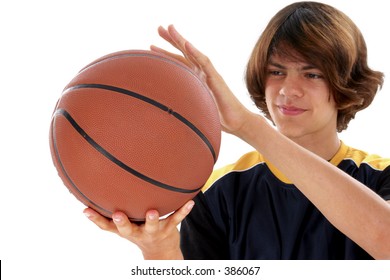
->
[[236, 113, 269, 146], [142, 248, 184, 260]]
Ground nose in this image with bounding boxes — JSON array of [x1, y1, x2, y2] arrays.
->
[[279, 76, 303, 98]]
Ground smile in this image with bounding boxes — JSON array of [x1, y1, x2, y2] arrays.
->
[[278, 105, 307, 116]]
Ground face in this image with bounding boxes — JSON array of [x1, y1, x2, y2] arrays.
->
[[265, 53, 338, 142]]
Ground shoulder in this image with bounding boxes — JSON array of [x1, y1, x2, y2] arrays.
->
[[342, 145, 390, 171], [202, 150, 267, 192], [339, 143, 390, 197]]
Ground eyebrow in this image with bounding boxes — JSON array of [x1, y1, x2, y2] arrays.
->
[[267, 60, 318, 71]]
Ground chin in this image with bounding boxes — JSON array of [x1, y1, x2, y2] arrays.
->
[[275, 124, 307, 140]]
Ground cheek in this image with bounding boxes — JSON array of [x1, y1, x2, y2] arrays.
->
[[264, 89, 271, 103], [264, 83, 277, 103], [315, 91, 337, 113], [264, 89, 278, 120]]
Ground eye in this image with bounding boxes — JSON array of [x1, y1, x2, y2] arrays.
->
[[268, 70, 284, 76], [306, 73, 323, 79]]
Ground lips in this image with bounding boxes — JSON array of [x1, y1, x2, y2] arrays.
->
[[278, 105, 307, 116]]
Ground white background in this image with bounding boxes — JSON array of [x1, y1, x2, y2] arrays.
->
[[1, 0, 389, 279]]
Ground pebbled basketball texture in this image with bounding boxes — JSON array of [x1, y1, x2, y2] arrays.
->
[[49, 50, 221, 221]]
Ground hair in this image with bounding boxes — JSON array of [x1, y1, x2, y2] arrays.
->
[[245, 1, 384, 132]]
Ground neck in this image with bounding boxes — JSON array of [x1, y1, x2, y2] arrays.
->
[[290, 133, 341, 161]]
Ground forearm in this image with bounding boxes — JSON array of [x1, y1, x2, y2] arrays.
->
[[238, 114, 390, 259]]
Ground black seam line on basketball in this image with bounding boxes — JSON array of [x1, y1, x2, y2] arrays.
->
[[64, 83, 217, 162], [50, 118, 112, 216], [54, 108, 202, 194]]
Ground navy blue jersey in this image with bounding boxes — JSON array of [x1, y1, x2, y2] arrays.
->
[[180, 142, 390, 259]]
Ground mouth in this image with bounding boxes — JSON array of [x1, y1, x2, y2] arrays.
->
[[277, 105, 307, 116]]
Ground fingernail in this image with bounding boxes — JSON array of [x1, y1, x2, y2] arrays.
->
[[187, 201, 195, 211], [113, 215, 122, 223], [148, 212, 157, 220], [84, 211, 93, 219]]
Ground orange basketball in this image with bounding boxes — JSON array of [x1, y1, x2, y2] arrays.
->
[[49, 50, 221, 221]]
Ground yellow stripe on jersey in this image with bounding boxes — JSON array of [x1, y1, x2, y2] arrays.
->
[[202, 141, 390, 193], [202, 151, 266, 192], [344, 145, 390, 171]]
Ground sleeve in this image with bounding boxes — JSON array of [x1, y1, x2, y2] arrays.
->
[[378, 165, 390, 201], [180, 192, 229, 260]]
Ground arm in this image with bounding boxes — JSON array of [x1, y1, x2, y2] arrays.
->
[[154, 25, 390, 259], [240, 115, 390, 259]]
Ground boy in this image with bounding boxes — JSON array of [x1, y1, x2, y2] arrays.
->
[[84, 1, 390, 259]]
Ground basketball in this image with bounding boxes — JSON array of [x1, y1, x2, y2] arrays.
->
[[49, 50, 221, 221]]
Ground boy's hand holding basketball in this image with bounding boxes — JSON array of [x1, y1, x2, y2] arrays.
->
[[151, 25, 256, 137], [80, 25, 252, 260], [84, 200, 194, 259], [62, 25, 233, 260]]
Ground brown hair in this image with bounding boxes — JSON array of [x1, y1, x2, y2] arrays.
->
[[245, 1, 384, 131]]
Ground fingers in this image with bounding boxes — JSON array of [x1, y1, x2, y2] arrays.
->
[[167, 200, 195, 228], [84, 199, 194, 237], [157, 25, 186, 53], [84, 201, 194, 259], [112, 211, 136, 238], [143, 200, 194, 234], [144, 210, 160, 234], [157, 26, 175, 47], [83, 208, 118, 234], [167, 25, 203, 68], [166, 25, 188, 52], [155, 25, 198, 67], [150, 45, 190, 67], [85, 208, 140, 240], [161, 25, 219, 77]]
